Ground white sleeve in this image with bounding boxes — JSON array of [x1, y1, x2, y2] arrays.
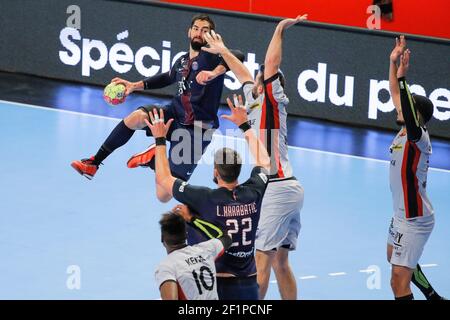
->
[[155, 261, 177, 289], [196, 238, 224, 259], [415, 128, 432, 155], [243, 82, 256, 106]]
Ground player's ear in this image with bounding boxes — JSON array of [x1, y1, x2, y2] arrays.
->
[[258, 85, 264, 94]]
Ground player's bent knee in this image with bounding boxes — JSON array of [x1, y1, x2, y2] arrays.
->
[[125, 110, 149, 129]]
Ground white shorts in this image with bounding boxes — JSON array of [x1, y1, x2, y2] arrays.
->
[[256, 178, 304, 252], [387, 215, 434, 269]]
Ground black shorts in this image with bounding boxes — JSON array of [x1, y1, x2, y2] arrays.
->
[[137, 104, 213, 181]]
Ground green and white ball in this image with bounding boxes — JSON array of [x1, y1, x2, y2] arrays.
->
[[103, 83, 126, 106]]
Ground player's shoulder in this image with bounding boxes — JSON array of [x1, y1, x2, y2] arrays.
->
[[242, 166, 269, 187], [193, 238, 221, 251]]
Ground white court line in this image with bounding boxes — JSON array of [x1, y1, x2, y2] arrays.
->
[[1, 99, 449, 174], [270, 280, 278, 284], [421, 264, 438, 268], [299, 276, 318, 280], [359, 268, 377, 273], [328, 272, 347, 277]]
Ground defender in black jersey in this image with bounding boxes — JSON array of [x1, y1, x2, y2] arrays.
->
[[71, 14, 243, 202], [146, 95, 271, 300]]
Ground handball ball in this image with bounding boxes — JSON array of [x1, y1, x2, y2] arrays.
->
[[103, 83, 126, 106]]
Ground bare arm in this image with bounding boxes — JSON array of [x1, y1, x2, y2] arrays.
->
[[196, 63, 228, 85], [221, 95, 271, 170], [264, 14, 307, 79], [202, 31, 254, 84], [160, 281, 178, 300], [389, 35, 406, 112], [144, 109, 176, 196]]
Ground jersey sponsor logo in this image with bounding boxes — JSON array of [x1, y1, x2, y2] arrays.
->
[[390, 160, 396, 166], [390, 144, 403, 153], [248, 102, 261, 111], [258, 172, 268, 184], [179, 181, 188, 193], [226, 247, 254, 258]]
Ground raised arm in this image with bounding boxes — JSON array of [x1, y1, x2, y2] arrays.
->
[[264, 14, 307, 79], [144, 109, 176, 195], [202, 31, 254, 84], [159, 281, 178, 300], [389, 35, 406, 112], [221, 95, 271, 170], [397, 49, 422, 141]]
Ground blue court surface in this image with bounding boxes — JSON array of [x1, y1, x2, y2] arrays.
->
[[0, 100, 448, 300]]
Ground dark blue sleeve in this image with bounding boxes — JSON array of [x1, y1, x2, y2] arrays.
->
[[172, 179, 212, 214], [142, 72, 173, 90], [398, 77, 422, 141], [241, 166, 269, 196], [143, 56, 181, 89]]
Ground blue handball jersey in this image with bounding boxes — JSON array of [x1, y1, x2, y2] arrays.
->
[[143, 50, 238, 129], [172, 166, 269, 277]]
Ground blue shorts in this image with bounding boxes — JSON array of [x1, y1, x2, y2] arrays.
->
[[138, 105, 213, 181], [217, 275, 259, 300]]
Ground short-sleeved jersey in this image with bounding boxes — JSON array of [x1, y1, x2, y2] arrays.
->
[[155, 238, 224, 300], [389, 128, 434, 219], [243, 73, 293, 180], [172, 166, 269, 277]]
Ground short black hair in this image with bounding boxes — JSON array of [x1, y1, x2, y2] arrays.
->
[[214, 148, 242, 183], [412, 94, 434, 124], [159, 213, 186, 246], [191, 13, 215, 31]]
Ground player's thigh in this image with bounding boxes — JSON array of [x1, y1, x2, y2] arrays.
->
[[256, 249, 276, 273]]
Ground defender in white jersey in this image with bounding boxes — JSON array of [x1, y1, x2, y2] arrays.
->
[[155, 210, 231, 300], [386, 36, 444, 300], [202, 14, 307, 300]]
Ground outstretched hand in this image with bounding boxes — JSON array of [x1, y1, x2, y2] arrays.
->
[[221, 94, 248, 126], [390, 35, 406, 63], [201, 30, 227, 55], [397, 49, 410, 78], [277, 14, 308, 31], [143, 108, 174, 139]]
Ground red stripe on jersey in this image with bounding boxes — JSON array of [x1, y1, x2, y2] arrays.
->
[[401, 141, 423, 218], [411, 143, 423, 216], [266, 82, 285, 178], [181, 93, 194, 124], [177, 282, 187, 300], [401, 142, 410, 218]]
